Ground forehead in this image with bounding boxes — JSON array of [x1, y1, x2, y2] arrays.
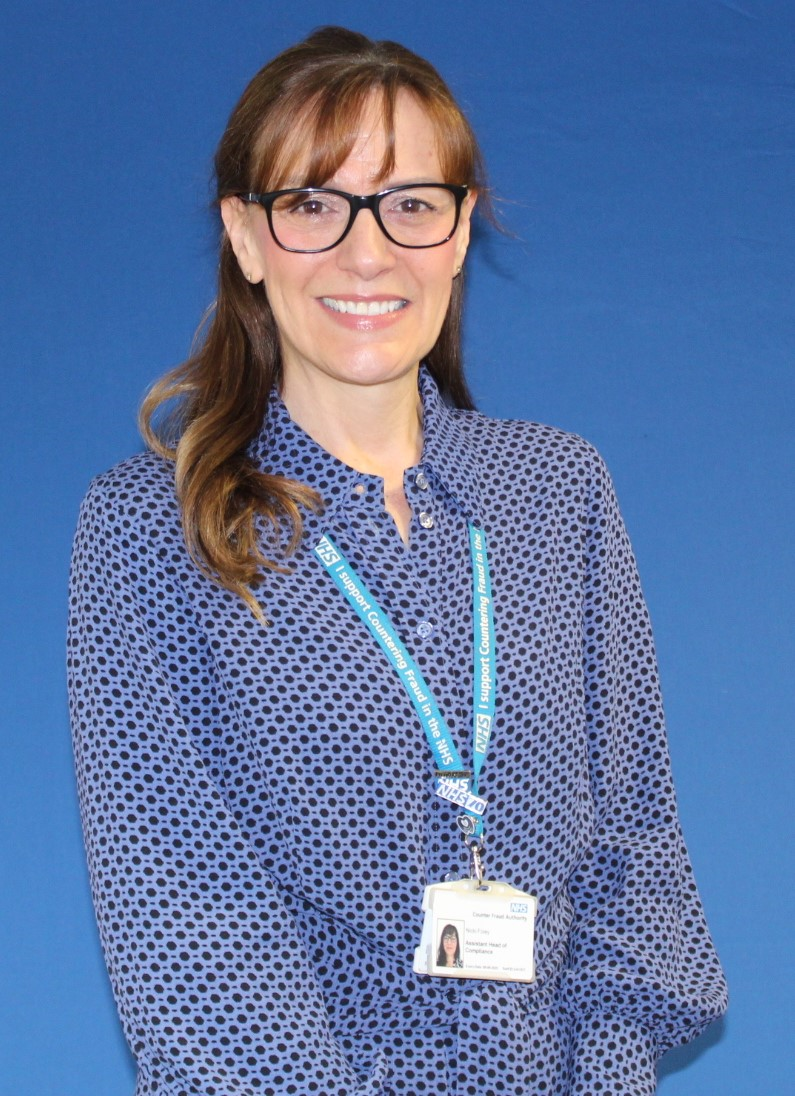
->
[[273, 89, 443, 189], [341, 91, 439, 178]]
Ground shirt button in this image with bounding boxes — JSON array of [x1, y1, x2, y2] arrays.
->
[[418, 511, 434, 529], [416, 620, 434, 639], [415, 471, 429, 490]]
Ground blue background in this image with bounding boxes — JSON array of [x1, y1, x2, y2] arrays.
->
[[1, 2, 792, 1093]]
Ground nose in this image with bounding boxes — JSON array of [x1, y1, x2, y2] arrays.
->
[[334, 206, 396, 279]]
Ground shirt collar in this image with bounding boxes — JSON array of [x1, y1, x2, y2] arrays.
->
[[416, 367, 483, 523], [250, 367, 484, 523]]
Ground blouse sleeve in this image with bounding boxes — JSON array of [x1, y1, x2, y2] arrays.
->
[[559, 452, 728, 1095], [67, 479, 383, 1096]]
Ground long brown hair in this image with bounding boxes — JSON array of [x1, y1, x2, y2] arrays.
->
[[140, 26, 487, 615]]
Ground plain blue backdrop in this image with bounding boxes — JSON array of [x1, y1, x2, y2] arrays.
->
[[1, 2, 792, 1093]]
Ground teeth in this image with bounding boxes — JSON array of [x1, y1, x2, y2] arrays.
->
[[322, 298, 407, 316]]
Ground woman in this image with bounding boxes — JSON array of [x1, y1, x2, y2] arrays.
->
[[437, 925, 464, 969], [68, 26, 727, 1096]]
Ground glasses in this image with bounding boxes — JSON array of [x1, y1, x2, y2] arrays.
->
[[238, 183, 468, 253]]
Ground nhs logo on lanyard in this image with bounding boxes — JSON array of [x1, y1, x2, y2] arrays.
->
[[435, 776, 488, 817], [315, 536, 341, 566], [475, 713, 492, 753]]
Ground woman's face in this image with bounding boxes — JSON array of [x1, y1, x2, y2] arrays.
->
[[222, 90, 474, 396], [443, 931, 457, 960]]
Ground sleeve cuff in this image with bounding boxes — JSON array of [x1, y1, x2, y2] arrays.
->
[[568, 1013, 657, 1096]]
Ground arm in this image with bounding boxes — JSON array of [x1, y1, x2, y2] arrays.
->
[[67, 479, 382, 1096], [560, 452, 727, 1095]]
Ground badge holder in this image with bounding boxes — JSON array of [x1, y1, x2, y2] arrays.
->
[[413, 818, 537, 983]]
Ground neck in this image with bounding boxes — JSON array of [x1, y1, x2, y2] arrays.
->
[[280, 367, 423, 485]]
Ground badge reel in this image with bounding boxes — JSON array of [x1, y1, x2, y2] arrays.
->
[[413, 814, 538, 983]]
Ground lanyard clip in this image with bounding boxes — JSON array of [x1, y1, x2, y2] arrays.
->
[[468, 837, 486, 886], [456, 814, 486, 886]]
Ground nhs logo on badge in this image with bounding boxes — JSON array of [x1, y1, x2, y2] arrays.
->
[[510, 902, 529, 915], [315, 537, 341, 566]]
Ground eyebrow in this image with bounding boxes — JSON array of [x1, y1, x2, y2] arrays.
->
[[280, 177, 446, 193]]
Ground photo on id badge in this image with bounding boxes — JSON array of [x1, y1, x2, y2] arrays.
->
[[435, 921, 464, 971]]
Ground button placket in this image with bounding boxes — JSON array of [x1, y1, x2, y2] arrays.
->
[[357, 481, 472, 881], [404, 470, 440, 643], [405, 467, 434, 533], [347, 478, 387, 540]]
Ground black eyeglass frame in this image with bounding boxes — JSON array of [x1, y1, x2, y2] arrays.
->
[[237, 183, 469, 253]]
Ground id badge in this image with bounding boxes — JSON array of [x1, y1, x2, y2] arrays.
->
[[413, 878, 537, 983]]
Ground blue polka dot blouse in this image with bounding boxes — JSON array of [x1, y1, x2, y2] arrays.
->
[[68, 369, 727, 1095]]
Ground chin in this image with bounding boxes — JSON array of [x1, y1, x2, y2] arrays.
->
[[325, 354, 422, 388]]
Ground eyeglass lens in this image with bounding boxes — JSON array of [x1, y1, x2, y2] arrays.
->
[[269, 186, 459, 251]]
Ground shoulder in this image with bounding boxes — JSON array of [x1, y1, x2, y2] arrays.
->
[[80, 450, 179, 521], [75, 450, 183, 551], [450, 406, 609, 489], [463, 408, 597, 456]]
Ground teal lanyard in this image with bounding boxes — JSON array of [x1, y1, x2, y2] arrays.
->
[[313, 523, 496, 837]]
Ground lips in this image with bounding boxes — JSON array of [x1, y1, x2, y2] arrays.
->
[[321, 297, 408, 316]]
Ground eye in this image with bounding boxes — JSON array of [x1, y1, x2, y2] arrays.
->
[[381, 186, 453, 222], [273, 191, 347, 218], [395, 196, 433, 214], [292, 198, 326, 216], [387, 194, 436, 217]]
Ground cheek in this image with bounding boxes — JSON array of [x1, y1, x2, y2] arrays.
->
[[410, 254, 456, 315], [255, 228, 312, 285], [260, 252, 321, 319]]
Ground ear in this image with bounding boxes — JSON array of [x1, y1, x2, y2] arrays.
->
[[220, 196, 265, 284], [453, 189, 477, 273]]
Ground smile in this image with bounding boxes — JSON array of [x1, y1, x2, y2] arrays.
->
[[321, 298, 408, 316]]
